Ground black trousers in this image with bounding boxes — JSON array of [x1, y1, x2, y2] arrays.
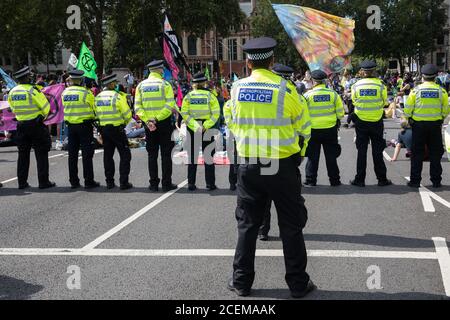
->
[[228, 139, 238, 186], [305, 125, 341, 184], [354, 116, 387, 182], [67, 123, 96, 185], [186, 125, 216, 186], [233, 155, 309, 292], [410, 120, 444, 185], [346, 100, 355, 125], [16, 120, 52, 187], [146, 118, 174, 188], [101, 125, 131, 186], [258, 200, 273, 237]]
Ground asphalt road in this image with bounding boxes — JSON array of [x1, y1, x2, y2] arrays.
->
[[0, 119, 449, 300]]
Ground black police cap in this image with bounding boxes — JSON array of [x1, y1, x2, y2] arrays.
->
[[68, 70, 85, 79], [421, 64, 439, 76], [13, 66, 31, 79], [311, 70, 328, 81], [192, 72, 208, 83], [360, 60, 377, 71], [101, 74, 118, 85], [147, 60, 165, 70], [272, 63, 294, 76], [243, 37, 277, 61]]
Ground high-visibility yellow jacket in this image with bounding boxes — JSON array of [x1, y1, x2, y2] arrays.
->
[[181, 89, 221, 132], [62, 85, 96, 124], [304, 84, 344, 129], [224, 68, 311, 159], [351, 78, 388, 122], [94, 90, 132, 127], [405, 81, 449, 122], [8, 84, 50, 121], [135, 72, 176, 123]]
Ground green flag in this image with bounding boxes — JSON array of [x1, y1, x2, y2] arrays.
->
[[205, 67, 210, 81], [76, 42, 98, 80]]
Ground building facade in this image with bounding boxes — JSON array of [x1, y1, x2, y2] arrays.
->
[[1, 48, 72, 75], [181, 0, 256, 80]]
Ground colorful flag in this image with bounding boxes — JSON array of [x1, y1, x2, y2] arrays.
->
[[42, 84, 66, 125], [205, 68, 211, 81], [163, 16, 181, 80], [272, 4, 355, 75], [76, 42, 98, 80], [0, 67, 17, 89]]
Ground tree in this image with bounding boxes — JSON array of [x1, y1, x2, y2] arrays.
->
[[0, 1, 68, 70], [251, 0, 448, 72]]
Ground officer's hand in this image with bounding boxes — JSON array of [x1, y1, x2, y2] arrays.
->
[[147, 121, 157, 132]]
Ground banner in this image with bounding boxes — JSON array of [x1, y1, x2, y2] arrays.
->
[[0, 67, 17, 89], [272, 4, 355, 74], [0, 101, 17, 131], [42, 84, 66, 125], [76, 42, 98, 80]]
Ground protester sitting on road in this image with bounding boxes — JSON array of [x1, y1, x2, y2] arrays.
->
[[388, 119, 413, 162], [125, 118, 145, 139]]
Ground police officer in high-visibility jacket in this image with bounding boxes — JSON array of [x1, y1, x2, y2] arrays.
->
[[224, 37, 315, 298], [135, 60, 178, 192], [8, 67, 55, 190], [95, 74, 133, 190], [304, 70, 345, 187], [350, 60, 392, 187], [181, 72, 221, 191], [61, 70, 100, 190], [404, 64, 449, 188]]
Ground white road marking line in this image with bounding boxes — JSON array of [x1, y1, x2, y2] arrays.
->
[[1, 177, 17, 184], [405, 177, 450, 213], [0, 248, 438, 259], [383, 151, 392, 162], [48, 153, 66, 159], [432, 237, 450, 297], [82, 180, 189, 250]]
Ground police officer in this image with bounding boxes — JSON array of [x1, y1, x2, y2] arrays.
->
[[8, 67, 55, 190], [181, 72, 221, 191], [304, 70, 345, 187], [350, 60, 392, 187], [135, 60, 177, 192], [61, 70, 100, 189], [405, 64, 449, 188], [95, 74, 133, 190], [224, 37, 315, 298]]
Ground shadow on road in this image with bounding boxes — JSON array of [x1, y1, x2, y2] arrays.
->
[[0, 275, 44, 300], [303, 233, 447, 249], [250, 288, 448, 300], [265, 233, 449, 249]]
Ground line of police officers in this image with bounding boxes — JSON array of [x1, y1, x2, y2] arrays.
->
[[3, 37, 449, 299]]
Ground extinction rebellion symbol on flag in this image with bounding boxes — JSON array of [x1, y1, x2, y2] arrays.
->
[[82, 53, 96, 72]]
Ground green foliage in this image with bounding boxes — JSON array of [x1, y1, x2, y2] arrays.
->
[[1, 0, 245, 74]]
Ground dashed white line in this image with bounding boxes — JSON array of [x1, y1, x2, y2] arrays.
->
[[432, 237, 450, 297], [82, 180, 189, 250]]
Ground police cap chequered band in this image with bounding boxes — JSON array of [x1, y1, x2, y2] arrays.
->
[[246, 51, 274, 61]]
